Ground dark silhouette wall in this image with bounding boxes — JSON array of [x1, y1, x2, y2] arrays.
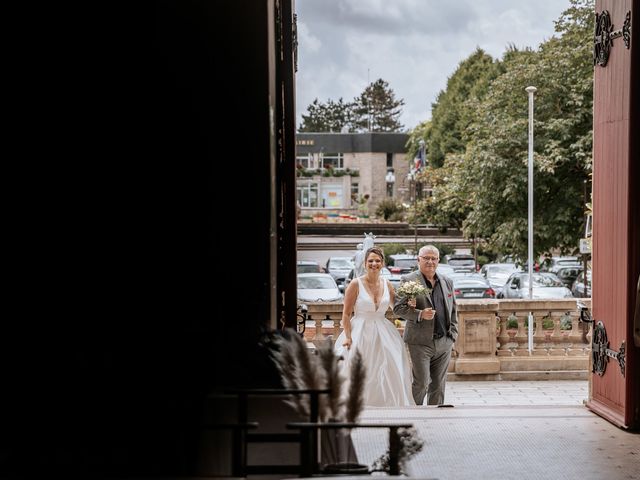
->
[[2, 1, 285, 476]]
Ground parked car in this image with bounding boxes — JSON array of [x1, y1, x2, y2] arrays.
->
[[297, 273, 343, 302], [443, 254, 476, 272], [571, 270, 592, 298], [325, 256, 355, 291], [541, 256, 582, 272], [450, 273, 495, 299], [501, 272, 573, 299], [296, 260, 324, 274], [436, 264, 456, 277], [479, 263, 522, 298], [387, 254, 418, 276], [345, 267, 397, 291], [554, 265, 583, 288]]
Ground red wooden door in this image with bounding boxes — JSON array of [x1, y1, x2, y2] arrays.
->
[[588, 0, 640, 429]]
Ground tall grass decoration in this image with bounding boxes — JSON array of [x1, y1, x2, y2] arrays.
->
[[316, 339, 343, 421], [270, 331, 366, 423], [345, 349, 365, 423]]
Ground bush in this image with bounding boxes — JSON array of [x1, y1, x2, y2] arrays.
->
[[375, 198, 405, 221], [477, 243, 500, 264], [389, 211, 405, 222], [506, 313, 518, 329], [477, 254, 490, 267], [542, 318, 555, 330], [560, 313, 573, 330], [524, 316, 536, 331]]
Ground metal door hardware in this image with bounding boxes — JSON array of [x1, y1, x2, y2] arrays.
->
[[296, 303, 308, 336], [592, 321, 626, 377], [578, 302, 594, 323], [594, 10, 632, 67]]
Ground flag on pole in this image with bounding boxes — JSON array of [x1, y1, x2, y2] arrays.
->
[[414, 144, 426, 171]]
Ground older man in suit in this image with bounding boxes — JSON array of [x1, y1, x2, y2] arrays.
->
[[393, 245, 458, 405]]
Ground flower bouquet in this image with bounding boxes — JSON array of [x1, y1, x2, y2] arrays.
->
[[397, 280, 431, 299]]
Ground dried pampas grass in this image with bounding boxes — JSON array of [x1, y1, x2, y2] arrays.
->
[[270, 330, 366, 424], [270, 330, 318, 417], [345, 349, 365, 423], [316, 339, 343, 421]]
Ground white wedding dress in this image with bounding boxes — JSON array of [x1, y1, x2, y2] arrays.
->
[[335, 277, 415, 407]]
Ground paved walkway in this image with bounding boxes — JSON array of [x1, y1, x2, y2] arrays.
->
[[444, 379, 588, 406], [350, 380, 640, 480]]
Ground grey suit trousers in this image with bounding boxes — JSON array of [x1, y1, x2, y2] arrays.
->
[[407, 335, 453, 405]]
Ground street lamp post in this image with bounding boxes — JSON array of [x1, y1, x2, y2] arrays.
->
[[406, 169, 418, 253], [525, 85, 537, 353]]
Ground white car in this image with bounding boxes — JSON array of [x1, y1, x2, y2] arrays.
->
[[480, 263, 522, 297], [501, 272, 573, 299], [297, 273, 343, 302]]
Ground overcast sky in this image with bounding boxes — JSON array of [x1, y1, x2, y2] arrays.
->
[[295, 0, 571, 131]]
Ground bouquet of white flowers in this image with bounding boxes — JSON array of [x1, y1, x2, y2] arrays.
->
[[397, 280, 430, 299]]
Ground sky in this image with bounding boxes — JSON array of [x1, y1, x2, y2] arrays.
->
[[295, 0, 572, 131]]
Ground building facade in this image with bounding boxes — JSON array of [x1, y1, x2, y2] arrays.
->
[[295, 132, 411, 218]]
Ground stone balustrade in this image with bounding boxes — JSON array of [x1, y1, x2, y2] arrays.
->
[[301, 298, 592, 380]]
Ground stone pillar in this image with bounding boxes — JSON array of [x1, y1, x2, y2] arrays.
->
[[455, 300, 501, 374]]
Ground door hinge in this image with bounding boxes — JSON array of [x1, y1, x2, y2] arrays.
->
[[594, 10, 631, 67], [592, 321, 626, 377]]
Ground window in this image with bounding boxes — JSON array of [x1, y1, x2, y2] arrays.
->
[[296, 153, 312, 169], [321, 184, 343, 208], [297, 181, 319, 207], [351, 183, 359, 206], [321, 152, 343, 170], [386, 152, 393, 168]]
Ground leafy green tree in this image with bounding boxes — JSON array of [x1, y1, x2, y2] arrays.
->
[[352, 79, 405, 132], [461, 0, 594, 261], [413, 155, 470, 229], [427, 48, 503, 167]]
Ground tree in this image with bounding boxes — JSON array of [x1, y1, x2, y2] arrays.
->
[[461, 0, 594, 261], [413, 155, 471, 229], [351, 79, 404, 132], [427, 48, 502, 167], [298, 97, 353, 132], [298, 79, 405, 133], [411, 0, 594, 261]]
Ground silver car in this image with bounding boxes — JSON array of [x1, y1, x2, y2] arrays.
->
[[297, 273, 343, 302], [501, 272, 573, 299], [325, 256, 355, 292], [450, 272, 495, 299], [480, 263, 522, 298]]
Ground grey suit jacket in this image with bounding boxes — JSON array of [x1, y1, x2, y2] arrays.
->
[[393, 270, 459, 345]]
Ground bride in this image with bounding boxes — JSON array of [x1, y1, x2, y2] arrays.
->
[[334, 247, 415, 407]]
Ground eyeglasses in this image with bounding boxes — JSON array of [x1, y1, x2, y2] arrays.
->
[[419, 256, 439, 262]]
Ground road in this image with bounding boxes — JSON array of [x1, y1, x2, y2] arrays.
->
[[297, 236, 471, 266], [297, 249, 356, 267]]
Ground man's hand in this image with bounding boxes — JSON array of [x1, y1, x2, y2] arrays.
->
[[421, 308, 435, 320]]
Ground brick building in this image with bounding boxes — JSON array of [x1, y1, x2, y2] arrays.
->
[[295, 132, 412, 217]]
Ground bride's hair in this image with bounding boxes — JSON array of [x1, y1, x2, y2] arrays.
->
[[365, 246, 385, 264]]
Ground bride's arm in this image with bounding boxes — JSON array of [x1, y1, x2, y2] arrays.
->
[[341, 279, 358, 349], [387, 279, 395, 305]]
